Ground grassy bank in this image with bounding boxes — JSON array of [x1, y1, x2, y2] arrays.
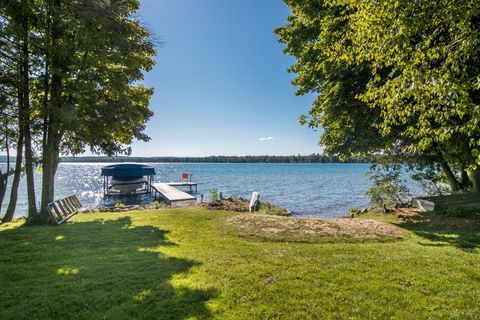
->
[[1, 208, 479, 319]]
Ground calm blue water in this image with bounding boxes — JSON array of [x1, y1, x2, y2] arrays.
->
[[0, 162, 412, 218]]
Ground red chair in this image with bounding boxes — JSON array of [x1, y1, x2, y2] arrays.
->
[[181, 172, 189, 182]]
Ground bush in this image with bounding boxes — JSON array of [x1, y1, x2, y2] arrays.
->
[[258, 202, 290, 216], [443, 207, 471, 218], [115, 202, 125, 208], [347, 207, 361, 218], [366, 164, 411, 208], [145, 201, 165, 210], [209, 189, 220, 203]]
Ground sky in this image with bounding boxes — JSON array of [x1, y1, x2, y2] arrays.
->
[[128, 0, 320, 156]]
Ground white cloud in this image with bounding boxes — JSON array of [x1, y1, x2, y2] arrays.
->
[[259, 136, 274, 142]]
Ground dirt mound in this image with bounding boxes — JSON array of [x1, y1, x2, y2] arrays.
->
[[200, 197, 250, 212], [200, 197, 290, 216], [226, 214, 403, 243]]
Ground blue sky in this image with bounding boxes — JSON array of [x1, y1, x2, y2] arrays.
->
[[131, 0, 321, 156]]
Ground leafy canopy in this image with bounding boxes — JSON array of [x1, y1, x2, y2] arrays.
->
[[276, 0, 480, 192]]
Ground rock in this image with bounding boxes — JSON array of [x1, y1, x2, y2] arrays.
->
[[220, 192, 233, 201]]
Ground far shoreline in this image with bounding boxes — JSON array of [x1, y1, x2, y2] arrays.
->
[[56, 155, 370, 164]]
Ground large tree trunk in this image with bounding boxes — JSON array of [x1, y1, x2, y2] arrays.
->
[[40, 64, 62, 214], [460, 169, 471, 190], [467, 155, 480, 193], [438, 152, 460, 193], [41, 139, 54, 212], [20, 0, 38, 221], [2, 131, 24, 223], [472, 169, 480, 193], [40, 130, 61, 216], [461, 139, 480, 193]]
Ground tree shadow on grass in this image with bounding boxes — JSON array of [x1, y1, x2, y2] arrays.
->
[[392, 211, 480, 251], [0, 216, 216, 320]]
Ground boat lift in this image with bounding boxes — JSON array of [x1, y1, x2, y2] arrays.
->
[[101, 163, 156, 196]]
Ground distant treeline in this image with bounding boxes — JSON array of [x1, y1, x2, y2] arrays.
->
[[54, 154, 368, 163], [0, 154, 369, 164]]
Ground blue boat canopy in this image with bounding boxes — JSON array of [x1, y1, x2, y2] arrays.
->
[[101, 163, 156, 177]]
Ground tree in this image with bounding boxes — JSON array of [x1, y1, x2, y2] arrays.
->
[[276, 0, 480, 193], [1, 0, 43, 222], [0, 9, 13, 214], [37, 0, 155, 221], [19, 0, 37, 216], [0, 0, 156, 223], [0, 0, 26, 222]]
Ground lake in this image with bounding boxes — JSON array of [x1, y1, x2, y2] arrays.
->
[[0, 162, 419, 218]]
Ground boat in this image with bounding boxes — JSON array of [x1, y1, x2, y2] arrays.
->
[[101, 163, 156, 196], [110, 175, 145, 193]]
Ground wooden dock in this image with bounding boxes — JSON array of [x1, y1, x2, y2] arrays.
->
[[152, 183, 197, 208], [166, 182, 198, 193]]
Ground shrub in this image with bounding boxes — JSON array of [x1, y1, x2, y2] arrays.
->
[[366, 164, 411, 208], [258, 202, 290, 216], [209, 189, 220, 203], [115, 202, 125, 208], [347, 207, 361, 218], [145, 201, 165, 209], [443, 207, 471, 218]]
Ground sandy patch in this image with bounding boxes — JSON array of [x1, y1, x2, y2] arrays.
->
[[226, 214, 403, 242]]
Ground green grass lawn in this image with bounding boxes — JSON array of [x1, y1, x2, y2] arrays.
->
[[1, 208, 479, 319]]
